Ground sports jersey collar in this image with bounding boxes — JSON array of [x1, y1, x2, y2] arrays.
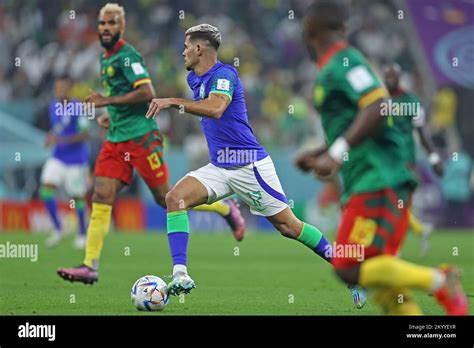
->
[[389, 87, 405, 97], [105, 39, 126, 58], [316, 40, 348, 69]]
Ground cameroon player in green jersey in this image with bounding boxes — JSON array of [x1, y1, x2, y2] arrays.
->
[[383, 63, 444, 256], [296, 0, 467, 315], [57, 3, 245, 285]]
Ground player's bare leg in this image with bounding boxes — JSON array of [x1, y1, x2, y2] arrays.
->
[[150, 181, 245, 241], [164, 176, 210, 295], [267, 207, 367, 309], [57, 176, 124, 284]]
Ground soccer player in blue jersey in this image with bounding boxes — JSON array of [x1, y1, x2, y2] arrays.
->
[[145, 24, 366, 308], [40, 75, 90, 249]]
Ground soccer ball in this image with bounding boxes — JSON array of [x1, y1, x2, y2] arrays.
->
[[131, 275, 169, 311]]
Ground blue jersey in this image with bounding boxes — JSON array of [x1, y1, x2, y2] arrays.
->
[[48, 99, 89, 164], [187, 61, 268, 168]]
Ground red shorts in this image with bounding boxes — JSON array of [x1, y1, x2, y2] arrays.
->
[[94, 131, 169, 188], [331, 187, 411, 270]]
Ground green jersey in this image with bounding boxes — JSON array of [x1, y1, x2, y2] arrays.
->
[[313, 43, 417, 203], [388, 90, 425, 165], [100, 39, 157, 142]]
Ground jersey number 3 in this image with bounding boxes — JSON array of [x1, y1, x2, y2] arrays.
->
[[147, 153, 161, 170]]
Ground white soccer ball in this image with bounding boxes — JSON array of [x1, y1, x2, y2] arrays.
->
[[131, 275, 169, 311]]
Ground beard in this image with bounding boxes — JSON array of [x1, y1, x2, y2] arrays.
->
[[99, 32, 121, 50]]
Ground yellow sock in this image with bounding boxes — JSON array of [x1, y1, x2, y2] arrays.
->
[[374, 288, 423, 315], [409, 210, 424, 236], [359, 255, 435, 291], [192, 201, 230, 216], [83, 203, 112, 269]]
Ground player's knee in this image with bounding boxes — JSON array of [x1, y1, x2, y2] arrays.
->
[[92, 185, 115, 205], [165, 190, 186, 211]]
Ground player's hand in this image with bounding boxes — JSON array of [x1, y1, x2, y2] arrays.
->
[[294, 148, 327, 172], [97, 113, 110, 129], [145, 98, 173, 119], [294, 153, 318, 172], [313, 169, 337, 181], [86, 90, 109, 107], [433, 162, 444, 177], [44, 133, 57, 147], [313, 152, 341, 177]]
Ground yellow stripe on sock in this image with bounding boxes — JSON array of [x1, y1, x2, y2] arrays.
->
[[83, 203, 112, 269]]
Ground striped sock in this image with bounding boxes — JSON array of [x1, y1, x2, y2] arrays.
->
[[297, 223, 331, 263], [167, 211, 190, 273]]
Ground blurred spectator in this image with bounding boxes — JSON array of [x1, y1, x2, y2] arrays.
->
[[441, 149, 473, 226]]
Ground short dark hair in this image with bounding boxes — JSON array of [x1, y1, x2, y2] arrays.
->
[[305, 0, 348, 35], [187, 31, 220, 50]]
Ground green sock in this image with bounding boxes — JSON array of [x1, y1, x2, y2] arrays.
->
[[297, 223, 331, 262]]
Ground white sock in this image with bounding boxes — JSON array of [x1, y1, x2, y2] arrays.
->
[[173, 264, 187, 275], [431, 270, 446, 291]]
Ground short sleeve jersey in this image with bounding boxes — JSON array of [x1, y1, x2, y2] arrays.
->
[[187, 61, 268, 168], [100, 40, 157, 142], [313, 43, 417, 202], [49, 99, 89, 164]]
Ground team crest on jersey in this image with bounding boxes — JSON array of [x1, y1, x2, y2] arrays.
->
[[199, 83, 205, 99], [106, 65, 115, 77]]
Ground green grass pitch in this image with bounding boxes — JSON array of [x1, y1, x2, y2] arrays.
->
[[0, 229, 472, 315]]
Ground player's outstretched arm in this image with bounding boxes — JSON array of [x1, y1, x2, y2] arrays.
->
[[86, 83, 155, 107], [145, 94, 230, 119]]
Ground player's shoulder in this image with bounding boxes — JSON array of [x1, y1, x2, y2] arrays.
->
[[121, 42, 143, 59], [209, 63, 238, 84], [214, 63, 237, 76]]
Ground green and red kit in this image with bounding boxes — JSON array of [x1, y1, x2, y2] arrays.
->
[[313, 41, 417, 268], [94, 39, 168, 187]]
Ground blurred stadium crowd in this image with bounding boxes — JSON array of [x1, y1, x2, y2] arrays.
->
[[1, 0, 424, 147], [1, 0, 473, 228]]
